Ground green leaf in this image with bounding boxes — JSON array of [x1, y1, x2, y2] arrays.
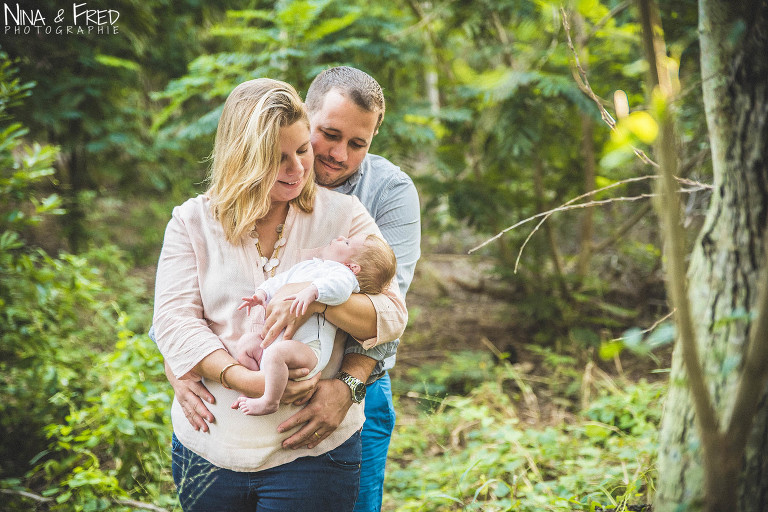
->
[[624, 111, 659, 144], [599, 340, 624, 360], [306, 11, 361, 42], [94, 55, 139, 72], [584, 423, 612, 440]]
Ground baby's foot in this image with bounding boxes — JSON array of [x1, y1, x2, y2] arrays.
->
[[238, 397, 279, 416]]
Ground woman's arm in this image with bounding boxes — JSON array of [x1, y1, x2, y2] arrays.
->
[[153, 207, 227, 379], [191, 349, 265, 397]]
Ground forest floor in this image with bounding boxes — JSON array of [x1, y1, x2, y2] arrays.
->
[[390, 251, 671, 427]]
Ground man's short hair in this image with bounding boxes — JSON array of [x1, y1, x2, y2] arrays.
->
[[305, 66, 385, 133]]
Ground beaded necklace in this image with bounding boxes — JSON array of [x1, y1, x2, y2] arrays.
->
[[249, 223, 286, 277]]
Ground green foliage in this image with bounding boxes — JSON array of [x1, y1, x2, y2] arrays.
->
[[397, 351, 498, 397], [1, 51, 171, 510], [387, 347, 663, 511], [33, 326, 174, 511], [599, 322, 675, 361], [151, 0, 422, 152]]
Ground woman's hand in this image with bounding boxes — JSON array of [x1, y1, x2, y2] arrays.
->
[[166, 362, 216, 432], [261, 282, 320, 348]]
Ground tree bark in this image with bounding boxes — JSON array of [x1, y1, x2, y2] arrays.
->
[[655, 0, 768, 510]]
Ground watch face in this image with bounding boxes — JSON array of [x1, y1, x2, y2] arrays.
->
[[337, 372, 366, 403], [353, 384, 366, 402]]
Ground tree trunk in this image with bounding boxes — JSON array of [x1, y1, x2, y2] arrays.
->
[[577, 112, 596, 280], [654, 1, 768, 511], [572, 12, 596, 281]]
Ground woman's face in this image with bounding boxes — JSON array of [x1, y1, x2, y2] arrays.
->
[[269, 121, 313, 205]]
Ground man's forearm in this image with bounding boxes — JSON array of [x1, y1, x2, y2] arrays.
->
[[325, 293, 377, 341], [340, 352, 378, 382]]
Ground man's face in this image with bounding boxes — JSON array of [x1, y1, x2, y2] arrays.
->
[[309, 89, 379, 188]]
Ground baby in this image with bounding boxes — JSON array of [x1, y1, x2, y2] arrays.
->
[[232, 233, 397, 415]]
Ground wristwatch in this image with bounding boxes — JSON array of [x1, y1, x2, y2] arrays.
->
[[336, 371, 366, 403]]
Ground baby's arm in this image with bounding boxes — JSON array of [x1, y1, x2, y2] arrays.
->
[[284, 265, 359, 316], [238, 289, 268, 315], [312, 265, 360, 305]]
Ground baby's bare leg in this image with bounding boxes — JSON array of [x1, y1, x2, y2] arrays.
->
[[234, 340, 318, 416], [237, 331, 264, 371]]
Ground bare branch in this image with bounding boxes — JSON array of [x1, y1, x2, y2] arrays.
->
[[469, 193, 654, 256], [606, 309, 676, 344], [1, 489, 52, 503], [468, 175, 656, 255], [0, 489, 170, 512], [561, 7, 658, 168], [469, 174, 710, 264]]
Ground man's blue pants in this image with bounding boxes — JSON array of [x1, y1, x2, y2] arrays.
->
[[354, 373, 396, 512]]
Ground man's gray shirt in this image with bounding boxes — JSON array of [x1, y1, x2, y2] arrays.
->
[[332, 153, 421, 379]]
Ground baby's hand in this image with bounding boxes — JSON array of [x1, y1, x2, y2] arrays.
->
[[284, 285, 319, 316], [238, 292, 267, 315]]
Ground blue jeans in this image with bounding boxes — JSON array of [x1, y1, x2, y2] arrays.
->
[[355, 373, 396, 512], [171, 431, 361, 512]]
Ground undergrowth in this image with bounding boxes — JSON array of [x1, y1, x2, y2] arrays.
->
[[386, 351, 664, 511]]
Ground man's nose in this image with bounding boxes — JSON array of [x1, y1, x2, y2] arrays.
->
[[329, 142, 347, 163]]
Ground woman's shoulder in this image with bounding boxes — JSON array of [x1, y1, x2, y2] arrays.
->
[[314, 186, 363, 210], [172, 194, 211, 221]]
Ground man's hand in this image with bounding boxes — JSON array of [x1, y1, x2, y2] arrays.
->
[[283, 372, 321, 405], [277, 378, 353, 449]]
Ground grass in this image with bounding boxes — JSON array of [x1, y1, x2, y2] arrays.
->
[[385, 350, 664, 511]]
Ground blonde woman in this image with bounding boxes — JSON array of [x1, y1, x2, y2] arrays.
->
[[152, 78, 406, 511]]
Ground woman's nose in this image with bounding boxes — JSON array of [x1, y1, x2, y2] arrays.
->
[[285, 155, 302, 174]]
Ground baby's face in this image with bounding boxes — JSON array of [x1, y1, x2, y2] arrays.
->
[[321, 234, 367, 264]]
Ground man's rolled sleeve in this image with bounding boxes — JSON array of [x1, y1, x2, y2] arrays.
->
[[356, 288, 407, 350]]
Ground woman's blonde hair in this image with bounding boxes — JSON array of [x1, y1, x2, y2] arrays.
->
[[207, 78, 316, 243], [352, 234, 397, 294]]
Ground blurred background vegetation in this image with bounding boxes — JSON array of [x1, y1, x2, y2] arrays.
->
[[1, 0, 705, 510]]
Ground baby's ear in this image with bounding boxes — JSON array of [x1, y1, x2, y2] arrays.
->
[[346, 262, 361, 275]]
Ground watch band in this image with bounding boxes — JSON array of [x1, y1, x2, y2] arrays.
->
[[336, 371, 366, 403]]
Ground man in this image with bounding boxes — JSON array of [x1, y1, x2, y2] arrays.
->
[[167, 67, 421, 512]]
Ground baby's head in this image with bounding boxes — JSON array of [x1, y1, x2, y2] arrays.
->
[[322, 234, 396, 294]]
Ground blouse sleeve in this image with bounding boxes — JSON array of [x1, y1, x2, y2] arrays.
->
[[313, 262, 360, 306], [346, 197, 408, 349], [258, 272, 289, 303], [152, 206, 225, 379]]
